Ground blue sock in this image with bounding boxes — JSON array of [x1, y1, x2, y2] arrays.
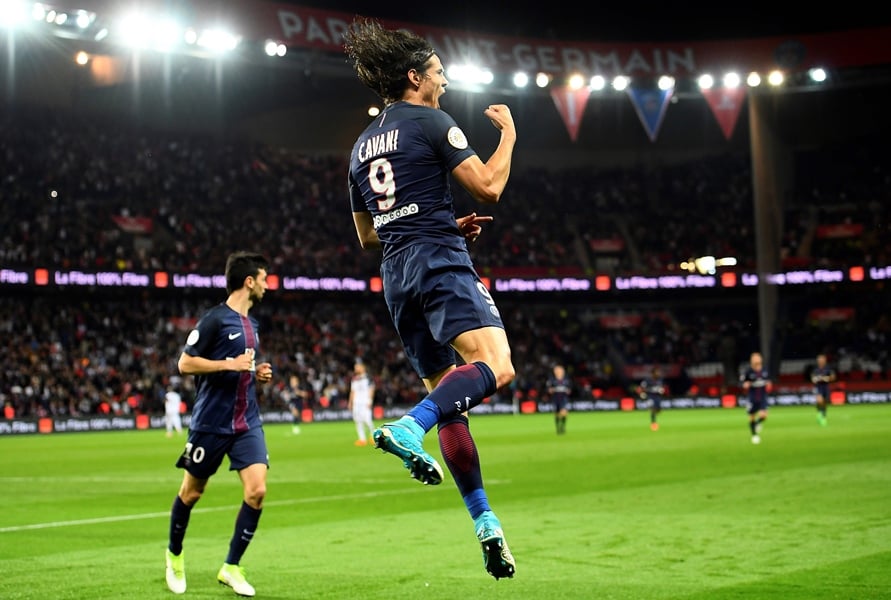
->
[[465, 489, 491, 521], [405, 400, 440, 433], [406, 363, 497, 434]]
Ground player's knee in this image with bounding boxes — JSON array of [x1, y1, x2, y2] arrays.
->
[[245, 485, 266, 507], [491, 360, 515, 389], [179, 488, 203, 505]]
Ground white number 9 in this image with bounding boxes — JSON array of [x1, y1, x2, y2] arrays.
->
[[368, 157, 396, 211]]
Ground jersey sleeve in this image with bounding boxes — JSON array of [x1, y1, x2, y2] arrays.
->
[[183, 309, 221, 358], [425, 110, 477, 170], [348, 165, 366, 213]]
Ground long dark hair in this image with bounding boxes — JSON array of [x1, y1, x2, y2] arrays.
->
[[343, 17, 436, 104]]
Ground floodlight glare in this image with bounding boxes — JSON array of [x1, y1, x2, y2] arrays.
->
[[767, 70, 784, 86], [697, 73, 714, 90], [722, 72, 741, 88], [808, 67, 827, 82], [612, 75, 630, 91], [658, 75, 675, 90]]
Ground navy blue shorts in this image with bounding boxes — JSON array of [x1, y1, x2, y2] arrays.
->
[[381, 243, 505, 378], [746, 398, 768, 415], [175, 427, 269, 479]]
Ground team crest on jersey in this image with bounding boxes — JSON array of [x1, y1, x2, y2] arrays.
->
[[447, 127, 468, 149]]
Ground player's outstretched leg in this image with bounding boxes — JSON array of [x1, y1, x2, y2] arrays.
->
[[473, 510, 516, 580], [373, 417, 443, 485]]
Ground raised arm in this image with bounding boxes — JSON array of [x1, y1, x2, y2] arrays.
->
[[451, 104, 517, 204]]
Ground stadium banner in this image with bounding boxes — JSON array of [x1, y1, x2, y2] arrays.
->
[[5, 264, 891, 292], [43, 2, 891, 77], [3, 390, 890, 435], [701, 86, 747, 140], [550, 85, 592, 142], [626, 86, 673, 142]]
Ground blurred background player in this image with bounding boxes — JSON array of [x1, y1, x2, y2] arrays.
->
[[348, 362, 376, 445], [637, 366, 666, 431], [164, 384, 184, 438], [344, 17, 517, 580], [546, 364, 571, 434], [811, 353, 836, 426], [285, 373, 311, 435], [164, 251, 274, 597], [740, 352, 771, 444]]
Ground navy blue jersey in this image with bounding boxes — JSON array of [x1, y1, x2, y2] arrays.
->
[[811, 366, 835, 397], [740, 367, 770, 404], [348, 101, 477, 261], [547, 375, 572, 410], [182, 303, 263, 434], [547, 376, 572, 400], [640, 377, 667, 400]]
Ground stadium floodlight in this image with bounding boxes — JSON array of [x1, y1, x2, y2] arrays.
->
[[30, 2, 45, 21], [446, 64, 493, 85], [196, 28, 240, 54], [114, 13, 183, 51], [116, 13, 153, 48], [512, 72, 529, 88], [264, 39, 287, 57], [568, 73, 585, 90], [153, 19, 182, 52], [611, 75, 630, 91], [767, 70, 784, 86], [808, 67, 827, 83], [74, 10, 92, 29], [746, 71, 761, 87], [722, 71, 742, 89], [696, 73, 714, 90], [589, 74, 606, 90], [0, 0, 30, 29], [367, 105, 380, 117]]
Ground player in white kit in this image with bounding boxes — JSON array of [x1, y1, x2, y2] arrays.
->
[[348, 362, 376, 446]]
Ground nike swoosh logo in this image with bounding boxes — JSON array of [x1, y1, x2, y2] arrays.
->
[[228, 332, 242, 340]]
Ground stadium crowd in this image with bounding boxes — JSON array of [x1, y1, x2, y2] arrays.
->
[[1, 108, 889, 420], [2, 108, 889, 278]]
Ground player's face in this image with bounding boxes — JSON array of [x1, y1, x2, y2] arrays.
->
[[419, 55, 448, 109], [247, 269, 269, 304]]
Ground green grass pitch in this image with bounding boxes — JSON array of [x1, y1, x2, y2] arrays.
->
[[1, 404, 890, 599]]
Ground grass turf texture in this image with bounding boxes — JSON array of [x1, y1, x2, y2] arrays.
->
[[1, 405, 889, 599]]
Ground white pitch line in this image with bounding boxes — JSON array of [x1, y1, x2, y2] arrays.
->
[[0, 488, 424, 534]]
